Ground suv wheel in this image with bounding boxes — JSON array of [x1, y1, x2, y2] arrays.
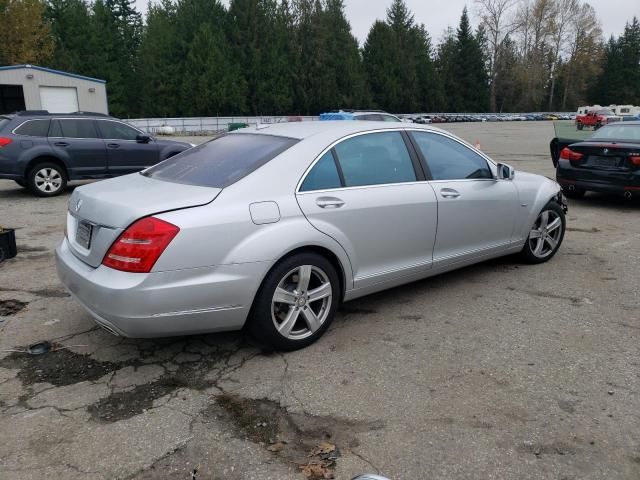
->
[[28, 162, 67, 197]]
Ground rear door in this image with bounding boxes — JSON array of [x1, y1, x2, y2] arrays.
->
[[296, 130, 438, 289], [48, 119, 107, 177], [409, 130, 518, 266], [97, 119, 159, 175]]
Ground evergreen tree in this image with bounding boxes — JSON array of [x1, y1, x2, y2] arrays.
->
[[0, 0, 54, 65], [46, 0, 93, 72]]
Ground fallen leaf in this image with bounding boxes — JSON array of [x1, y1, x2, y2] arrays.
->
[[300, 462, 334, 479], [309, 441, 336, 457], [267, 441, 286, 453]]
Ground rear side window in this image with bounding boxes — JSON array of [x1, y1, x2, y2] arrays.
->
[[333, 131, 416, 187], [300, 151, 342, 192], [411, 132, 493, 180], [51, 119, 99, 139], [14, 119, 50, 137], [143, 133, 298, 188]]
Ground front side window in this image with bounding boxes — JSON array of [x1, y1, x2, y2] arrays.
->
[[14, 119, 50, 137], [333, 131, 416, 187], [51, 119, 99, 139], [300, 151, 342, 192], [98, 120, 140, 140], [411, 131, 493, 180], [143, 133, 298, 188]]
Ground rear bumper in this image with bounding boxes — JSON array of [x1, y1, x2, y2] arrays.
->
[[556, 160, 639, 195], [55, 238, 268, 338]]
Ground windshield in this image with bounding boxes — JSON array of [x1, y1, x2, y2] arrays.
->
[[142, 133, 298, 188], [589, 124, 640, 142]]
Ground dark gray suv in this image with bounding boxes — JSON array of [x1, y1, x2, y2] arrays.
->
[[0, 111, 192, 196]]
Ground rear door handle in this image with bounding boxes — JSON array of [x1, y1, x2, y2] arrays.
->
[[54, 142, 69, 147], [440, 188, 460, 198], [316, 197, 345, 209], [107, 143, 120, 149]]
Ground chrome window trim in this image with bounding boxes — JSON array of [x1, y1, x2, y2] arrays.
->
[[11, 119, 50, 137], [295, 127, 499, 194]]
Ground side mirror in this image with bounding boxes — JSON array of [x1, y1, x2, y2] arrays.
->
[[136, 134, 151, 144], [497, 163, 515, 180]]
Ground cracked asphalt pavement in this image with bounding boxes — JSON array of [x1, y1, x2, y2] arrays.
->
[[1, 122, 639, 479]]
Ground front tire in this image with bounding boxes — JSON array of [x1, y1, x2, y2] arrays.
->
[[27, 162, 67, 197], [248, 252, 340, 351], [576, 123, 583, 131], [521, 201, 566, 264]]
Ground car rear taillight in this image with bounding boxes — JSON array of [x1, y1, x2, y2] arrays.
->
[[102, 217, 179, 273], [560, 147, 583, 161], [0, 137, 12, 148], [630, 154, 640, 166]]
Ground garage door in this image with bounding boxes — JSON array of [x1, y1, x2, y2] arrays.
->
[[39, 86, 79, 113]]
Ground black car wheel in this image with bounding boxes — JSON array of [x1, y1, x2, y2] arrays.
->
[[27, 162, 67, 197], [248, 252, 340, 351]]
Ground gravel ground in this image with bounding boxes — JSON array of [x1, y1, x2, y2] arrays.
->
[[0, 122, 638, 480]]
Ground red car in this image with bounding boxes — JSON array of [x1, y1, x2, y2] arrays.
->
[[576, 109, 622, 131]]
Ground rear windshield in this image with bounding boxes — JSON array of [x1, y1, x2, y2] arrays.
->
[[590, 124, 640, 142], [142, 133, 298, 188]]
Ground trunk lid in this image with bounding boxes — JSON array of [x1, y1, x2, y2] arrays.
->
[[67, 173, 220, 267], [570, 142, 640, 172]]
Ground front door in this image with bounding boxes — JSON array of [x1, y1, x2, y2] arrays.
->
[[409, 130, 518, 266], [296, 131, 438, 289], [96, 119, 159, 175]]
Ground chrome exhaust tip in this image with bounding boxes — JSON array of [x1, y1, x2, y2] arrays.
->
[[624, 191, 632, 199]]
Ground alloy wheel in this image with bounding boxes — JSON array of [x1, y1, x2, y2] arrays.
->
[[528, 210, 563, 259], [34, 168, 63, 194], [271, 265, 333, 340]]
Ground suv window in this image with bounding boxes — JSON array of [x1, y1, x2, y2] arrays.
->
[[355, 114, 381, 121], [50, 119, 99, 139], [14, 119, 50, 137], [98, 120, 140, 140], [411, 131, 493, 180], [143, 133, 298, 188], [333, 131, 416, 187], [300, 151, 342, 192]]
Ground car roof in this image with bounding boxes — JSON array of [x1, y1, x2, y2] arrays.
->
[[4, 111, 114, 120], [236, 120, 443, 140]]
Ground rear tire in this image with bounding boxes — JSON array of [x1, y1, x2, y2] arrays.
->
[[27, 162, 67, 197], [576, 123, 583, 131], [562, 186, 585, 199], [247, 252, 340, 351], [521, 201, 566, 264]]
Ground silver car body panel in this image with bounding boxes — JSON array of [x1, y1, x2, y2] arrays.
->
[[55, 121, 562, 337]]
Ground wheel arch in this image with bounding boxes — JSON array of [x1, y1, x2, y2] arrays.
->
[[25, 155, 69, 179]]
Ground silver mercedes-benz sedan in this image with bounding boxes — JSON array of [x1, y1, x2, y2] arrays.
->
[[56, 121, 567, 350]]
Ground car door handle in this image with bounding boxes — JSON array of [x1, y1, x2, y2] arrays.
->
[[440, 188, 461, 198], [54, 142, 69, 147], [107, 143, 120, 148], [316, 197, 345, 209]]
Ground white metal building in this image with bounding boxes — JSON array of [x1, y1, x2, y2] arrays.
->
[[0, 64, 108, 115]]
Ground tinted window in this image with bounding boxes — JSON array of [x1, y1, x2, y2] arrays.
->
[[412, 132, 493, 180], [334, 131, 416, 187], [590, 124, 640, 142], [52, 119, 99, 139], [98, 120, 140, 140], [381, 114, 401, 122], [356, 114, 382, 121], [300, 151, 342, 191], [143, 133, 298, 188], [14, 119, 50, 137]]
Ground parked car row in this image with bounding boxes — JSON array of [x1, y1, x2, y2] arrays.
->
[[406, 113, 576, 124]]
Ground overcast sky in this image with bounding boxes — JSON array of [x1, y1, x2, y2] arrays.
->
[[137, 0, 638, 45]]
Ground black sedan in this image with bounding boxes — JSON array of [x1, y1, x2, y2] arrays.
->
[[550, 122, 640, 199]]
